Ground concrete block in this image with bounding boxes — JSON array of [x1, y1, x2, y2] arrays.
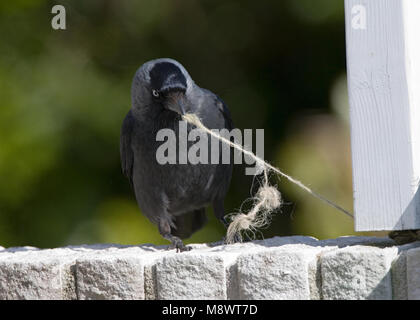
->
[[76, 254, 144, 300], [321, 245, 398, 300], [155, 252, 233, 300], [73, 244, 170, 300], [389, 242, 420, 300], [237, 245, 323, 299], [407, 246, 420, 300], [1, 236, 418, 300], [0, 248, 80, 299]]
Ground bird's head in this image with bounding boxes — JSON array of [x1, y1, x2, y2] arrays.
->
[[131, 58, 194, 116]]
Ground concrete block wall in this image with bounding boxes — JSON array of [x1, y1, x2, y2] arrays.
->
[[1, 236, 420, 300]]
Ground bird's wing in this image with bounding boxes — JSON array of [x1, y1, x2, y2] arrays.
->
[[200, 88, 234, 130], [214, 94, 234, 130], [120, 110, 135, 186]]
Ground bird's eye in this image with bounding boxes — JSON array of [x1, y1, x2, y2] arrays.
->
[[152, 89, 160, 98]]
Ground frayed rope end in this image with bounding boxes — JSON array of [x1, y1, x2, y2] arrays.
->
[[226, 185, 282, 244], [181, 111, 353, 245]]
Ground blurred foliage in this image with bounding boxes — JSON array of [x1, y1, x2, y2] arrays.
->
[[0, 0, 373, 248]]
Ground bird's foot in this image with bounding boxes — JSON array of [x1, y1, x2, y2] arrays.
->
[[167, 237, 192, 253]]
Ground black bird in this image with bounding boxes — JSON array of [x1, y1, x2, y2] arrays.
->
[[120, 58, 233, 251]]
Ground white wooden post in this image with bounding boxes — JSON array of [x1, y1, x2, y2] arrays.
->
[[345, 0, 420, 231]]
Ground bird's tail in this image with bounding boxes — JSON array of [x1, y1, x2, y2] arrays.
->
[[172, 208, 207, 239]]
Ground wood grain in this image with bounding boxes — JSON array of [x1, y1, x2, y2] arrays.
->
[[345, 0, 420, 231]]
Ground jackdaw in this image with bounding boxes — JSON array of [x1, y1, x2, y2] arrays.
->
[[120, 58, 234, 251]]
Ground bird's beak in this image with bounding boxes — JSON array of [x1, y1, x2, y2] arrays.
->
[[177, 100, 186, 116], [165, 91, 187, 116]]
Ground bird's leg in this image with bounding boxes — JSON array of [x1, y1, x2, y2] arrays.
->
[[165, 234, 191, 253], [158, 218, 191, 252]]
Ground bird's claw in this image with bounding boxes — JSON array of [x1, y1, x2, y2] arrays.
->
[[168, 238, 192, 252]]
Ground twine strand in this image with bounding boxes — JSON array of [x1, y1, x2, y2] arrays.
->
[[182, 113, 353, 243]]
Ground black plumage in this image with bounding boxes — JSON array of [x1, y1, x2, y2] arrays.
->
[[120, 58, 233, 251]]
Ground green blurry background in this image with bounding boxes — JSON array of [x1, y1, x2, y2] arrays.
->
[[0, 0, 373, 248]]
